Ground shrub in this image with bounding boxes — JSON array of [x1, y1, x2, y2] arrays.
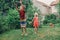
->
[[0, 14, 9, 34], [43, 14, 57, 24], [7, 9, 20, 29], [0, 9, 20, 34]]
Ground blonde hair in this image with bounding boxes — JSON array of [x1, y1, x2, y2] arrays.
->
[[34, 12, 38, 16]]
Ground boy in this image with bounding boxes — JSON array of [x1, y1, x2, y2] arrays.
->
[[15, 0, 27, 35]]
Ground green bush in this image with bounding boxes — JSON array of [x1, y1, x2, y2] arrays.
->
[[0, 14, 9, 34], [7, 9, 20, 29], [56, 18, 60, 23], [43, 14, 57, 24], [0, 9, 20, 34]]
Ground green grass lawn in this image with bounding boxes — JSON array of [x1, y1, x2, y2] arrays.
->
[[0, 26, 60, 40]]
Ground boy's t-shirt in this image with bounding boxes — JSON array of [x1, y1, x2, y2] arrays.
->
[[19, 6, 25, 20]]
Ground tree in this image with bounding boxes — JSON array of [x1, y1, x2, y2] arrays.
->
[[56, 2, 60, 15]]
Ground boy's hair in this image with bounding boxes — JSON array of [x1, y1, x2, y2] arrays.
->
[[15, 1, 21, 6]]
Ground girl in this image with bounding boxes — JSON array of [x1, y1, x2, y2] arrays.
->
[[32, 12, 39, 34]]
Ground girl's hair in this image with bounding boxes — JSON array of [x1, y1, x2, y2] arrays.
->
[[34, 12, 38, 16]]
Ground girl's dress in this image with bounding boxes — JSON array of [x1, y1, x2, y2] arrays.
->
[[33, 16, 39, 27]]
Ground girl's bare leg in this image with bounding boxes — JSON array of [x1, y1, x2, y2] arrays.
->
[[34, 27, 37, 34], [35, 28, 37, 33], [34, 27, 38, 33], [36, 27, 38, 33]]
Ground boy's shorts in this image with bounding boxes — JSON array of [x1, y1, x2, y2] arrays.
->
[[20, 19, 26, 27]]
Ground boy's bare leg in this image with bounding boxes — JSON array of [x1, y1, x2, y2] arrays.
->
[[24, 27, 26, 33], [21, 27, 23, 32], [21, 27, 24, 35], [21, 25, 27, 36], [24, 27, 28, 35]]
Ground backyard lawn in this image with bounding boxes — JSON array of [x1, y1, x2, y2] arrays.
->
[[0, 25, 60, 40]]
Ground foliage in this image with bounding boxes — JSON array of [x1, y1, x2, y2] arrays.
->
[[56, 2, 60, 19], [43, 14, 57, 24], [0, 0, 40, 34], [0, 9, 20, 34], [7, 9, 20, 29], [0, 0, 33, 14], [56, 2, 60, 14], [0, 14, 8, 34]]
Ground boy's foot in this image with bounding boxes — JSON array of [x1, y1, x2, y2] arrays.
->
[[21, 34, 24, 36], [35, 32, 37, 34], [25, 33, 28, 36]]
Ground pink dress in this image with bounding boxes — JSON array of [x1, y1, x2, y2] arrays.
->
[[33, 17, 39, 27]]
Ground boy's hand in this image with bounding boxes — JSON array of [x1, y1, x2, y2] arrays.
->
[[14, 2, 17, 7], [29, 22, 32, 24]]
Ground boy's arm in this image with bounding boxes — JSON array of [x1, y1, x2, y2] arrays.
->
[[15, 4, 19, 12], [32, 18, 33, 22], [31, 17, 34, 23]]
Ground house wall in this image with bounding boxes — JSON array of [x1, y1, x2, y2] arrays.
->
[[33, 0, 51, 15], [51, 6, 57, 13], [50, 0, 59, 15]]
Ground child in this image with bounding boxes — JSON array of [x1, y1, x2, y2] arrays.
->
[[15, 0, 27, 36], [32, 12, 39, 34]]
